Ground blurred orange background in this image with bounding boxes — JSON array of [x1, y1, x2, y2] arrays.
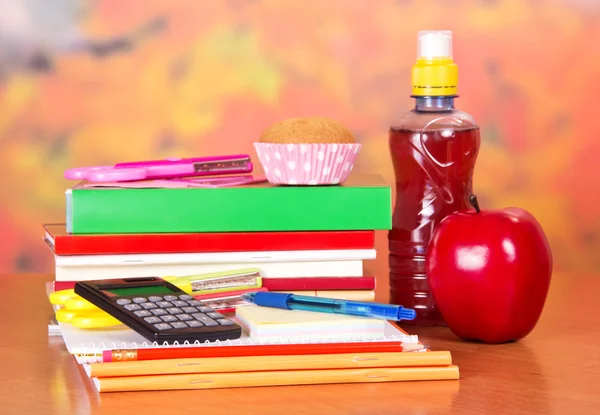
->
[[0, 0, 598, 274]]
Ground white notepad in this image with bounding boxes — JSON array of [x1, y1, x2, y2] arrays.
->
[[236, 306, 385, 339], [57, 318, 418, 364]]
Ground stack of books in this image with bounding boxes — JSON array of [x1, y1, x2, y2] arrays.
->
[[45, 171, 460, 391], [44, 174, 392, 303]]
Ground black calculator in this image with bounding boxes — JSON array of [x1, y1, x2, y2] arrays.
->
[[74, 277, 242, 344]]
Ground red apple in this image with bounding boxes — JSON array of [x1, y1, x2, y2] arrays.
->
[[426, 195, 552, 343]]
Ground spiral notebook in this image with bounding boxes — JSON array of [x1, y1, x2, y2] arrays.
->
[[58, 319, 418, 364]]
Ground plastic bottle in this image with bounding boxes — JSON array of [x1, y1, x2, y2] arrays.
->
[[388, 31, 480, 326]]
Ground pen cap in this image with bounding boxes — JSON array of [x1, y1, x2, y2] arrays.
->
[[366, 304, 416, 321]]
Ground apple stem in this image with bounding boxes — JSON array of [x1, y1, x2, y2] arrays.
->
[[469, 194, 481, 213]]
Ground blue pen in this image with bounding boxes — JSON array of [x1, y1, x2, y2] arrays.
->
[[240, 292, 416, 321]]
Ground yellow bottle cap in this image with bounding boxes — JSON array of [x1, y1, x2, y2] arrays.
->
[[412, 30, 458, 97]]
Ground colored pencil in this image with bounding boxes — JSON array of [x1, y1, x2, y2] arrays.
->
[[87, 351, 450, 378], [92, 365, 460, 392], [103, 341, 423, 362]]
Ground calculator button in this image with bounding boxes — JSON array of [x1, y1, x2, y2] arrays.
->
[[206, 312, 224, 319], [192, 313, 219, 327], [176, 314, 193, 321], [157, 301, 173, 308], [186, 320, 204, 328], [148, 296, 163, 302], [144, 316, 162, 324], [182, 307, 198, 314], [171, 300, 187, 307], [170, 322, 188, 329], [140, 302, 158, 310], [154, 323, 172, 331], [132, 297, 147, 304], [151, 309, 168, 316], [124, 304, 142, 311], [164, 295, 178, 301], [179, 295, 193, 301], [116, 299, 132, 305], [217, 319, 235, 326], [186, 300, 203, 307], [134, 310, 152, 317], [160, 315, 178, 323], [166, 308, 183, 315], [198, 306, 214, 313]]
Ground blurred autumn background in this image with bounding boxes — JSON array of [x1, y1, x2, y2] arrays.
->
[[0, 0, 598, 275]]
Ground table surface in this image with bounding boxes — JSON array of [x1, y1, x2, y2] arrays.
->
[[1, 262, 599, 414]]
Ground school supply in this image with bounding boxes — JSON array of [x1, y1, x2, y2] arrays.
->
[[50, 249, 369, 282], [102, 340, 423, 362], [235, 306, 386, 339], [90, 366, 460, 392], [74, 277, 243, 344], [80, 175, 266, 188], [57, 312, 417, 363], [85, 351, 452, 378], [269, 290, 375, 302], [64, 155, 252, 182], [241, 292, 416, 321], [65, 174, 392, 233], [261, 276, 376, 291], [43, 223, 374, 255]]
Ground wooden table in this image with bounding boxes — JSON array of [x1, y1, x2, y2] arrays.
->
[[1, 271, 599, 415]]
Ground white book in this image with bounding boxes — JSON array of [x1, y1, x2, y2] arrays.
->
[[55, 249, 376, 267], [55, 259, 365, 281]]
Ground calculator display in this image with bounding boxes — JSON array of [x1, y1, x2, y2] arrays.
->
[[103, 285, 177, 297]]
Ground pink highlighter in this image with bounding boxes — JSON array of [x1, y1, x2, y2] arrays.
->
[[65, 155, 253, 182]]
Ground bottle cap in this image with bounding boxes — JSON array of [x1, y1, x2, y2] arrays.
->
[[417, 30, 453, 59], [411, 30, 458, 97]]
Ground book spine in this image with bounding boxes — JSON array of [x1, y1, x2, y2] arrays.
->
[[51, 230, 376, 256], [261, 276, 376, 291], [69, 185, 392, 233], [270, 290, 375, 302], [54, 260, 364, 281]]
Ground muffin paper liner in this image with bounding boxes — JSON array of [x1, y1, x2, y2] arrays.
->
[[254, 143, 361, 185]]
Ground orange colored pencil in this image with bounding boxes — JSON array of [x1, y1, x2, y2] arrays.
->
[[103, 341, 423, 362]]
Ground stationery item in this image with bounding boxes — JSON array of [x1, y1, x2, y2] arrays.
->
[[53, 258, 365, 282], [235, 306, 385, 339], [261, 276, 376, 291], [43, 223, 375, 256], [57, 315, 418, 363], [80, 175, 265, 189], [270, 290, 375, 302], [64, 155, 253, 182], [86, 351, 451, 378], [163, 268, 262, 295], [241, 292, 417, 321], [65, 174, 391, 233], [91, 365, 460, 392], [102, 340, 422, 362], [74, 277, 242, 344], [195, 288, 268, 313]]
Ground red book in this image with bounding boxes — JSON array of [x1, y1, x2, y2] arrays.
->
[[53, 277, 376, 293], [43, 224, 375, 256], [261, 276, 376, 291]]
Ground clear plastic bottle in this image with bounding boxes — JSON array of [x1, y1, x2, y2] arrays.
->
[[388, 31, 480, 326]]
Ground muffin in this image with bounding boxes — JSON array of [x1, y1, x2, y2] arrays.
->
[[254, 116, 362, 185]]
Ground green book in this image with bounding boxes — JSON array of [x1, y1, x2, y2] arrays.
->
[[66, 174, 392, 234]]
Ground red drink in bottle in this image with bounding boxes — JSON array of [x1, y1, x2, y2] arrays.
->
[[388, 31, 480, 325]]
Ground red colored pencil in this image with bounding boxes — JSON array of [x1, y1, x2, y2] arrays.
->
[[103, 341, 423, 362]]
